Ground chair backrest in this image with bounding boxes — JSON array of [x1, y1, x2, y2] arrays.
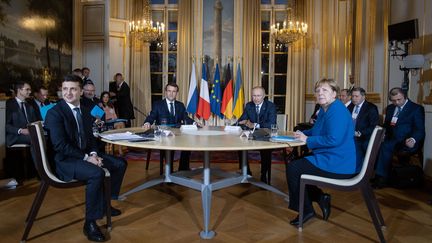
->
[[356, 126, 385, 184], [28, 121, 71, 184]]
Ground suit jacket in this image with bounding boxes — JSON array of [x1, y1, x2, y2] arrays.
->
[[5, 98, 39, 146], [348, 100, 379, 141], [238, 100, 277, 129], [27, 98, 51, 121], [44, 100, 99, 181], [116, 81, 135, 120], [383, 99, 425, 150], [303, 99, 356, 174], [144, 99, 194, 126]]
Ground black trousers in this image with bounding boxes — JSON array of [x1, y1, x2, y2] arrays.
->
[[286, 158, 354, 215], [238, 150, 272, 176], [72, 153, 127, 221], [160, 150, 190, 171]]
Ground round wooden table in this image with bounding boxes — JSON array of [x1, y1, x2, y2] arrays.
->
[[101, 126, 304, 239]]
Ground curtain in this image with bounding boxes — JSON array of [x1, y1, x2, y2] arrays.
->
[[130, 41, 152, 127], [242, 0, 261, 100], [129, 0, 151, 126], [176, 0, 194, 103], [286, 40, 307, 131]]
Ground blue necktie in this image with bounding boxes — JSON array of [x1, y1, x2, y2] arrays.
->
[[169, 102, 175, 117], [256, 105, 260, 123], [21, 101, 29, 123]]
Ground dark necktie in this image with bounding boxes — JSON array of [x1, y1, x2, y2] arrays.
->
[[73, 107, 86, 149], [256, 105, 260, 123], [21, 101, 29, 123], [169, 102, 175, 117], [394, 106, 401, 117]]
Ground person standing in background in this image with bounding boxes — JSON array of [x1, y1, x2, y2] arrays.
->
[[111, 73, 134, 127]]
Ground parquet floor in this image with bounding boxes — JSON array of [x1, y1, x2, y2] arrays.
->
[[1, 160, 432, 243]]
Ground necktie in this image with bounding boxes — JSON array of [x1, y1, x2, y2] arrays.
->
[[73, 107, 86, 149], [394, 106, 401, 117], [354, 105, 360, 114], [21, 101, 29, 123], [169, 102, 175, 117], [256, 105, 260, 123]]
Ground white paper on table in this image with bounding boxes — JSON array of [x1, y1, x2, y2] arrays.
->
[[99, 131, 143, 141], [224, 125, 242, 133], [161, 129, 175, 136], [180, 125, 198, 131]]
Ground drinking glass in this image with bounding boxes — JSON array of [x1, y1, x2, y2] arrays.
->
[[271, 124, 278, 137], [154, 126, 162, 140], [160, 118, 168, 129]]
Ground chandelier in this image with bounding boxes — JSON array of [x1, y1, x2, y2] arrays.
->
[[270, 5, 308, 45], [129, 0, 164, 43]]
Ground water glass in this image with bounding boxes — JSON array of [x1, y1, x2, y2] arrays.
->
[[271, 124, 278, 137], [160, 118, 168, 129], [154, 126, 162, 140]]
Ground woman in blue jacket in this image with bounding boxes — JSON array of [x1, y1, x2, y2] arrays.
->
[[287, 78, 356, 226]]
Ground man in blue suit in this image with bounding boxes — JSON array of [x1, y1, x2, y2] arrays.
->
[[45, 75, 127, 242], [238, 86, 277, 184], [143, 82, 196, 171], [372, 87, 425, 188], [347, 87, 379, 172]]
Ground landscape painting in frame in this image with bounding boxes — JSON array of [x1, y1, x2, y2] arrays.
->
[[0, 0, 72, 95]]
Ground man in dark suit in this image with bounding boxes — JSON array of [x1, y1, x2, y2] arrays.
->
[[238, 86, 277, 184], [6, 81, 39, 146], [372, 87, 425, 188], [28, 85, 51, 121], [45, 75, 127, 242], [112, 73, 134, 127], [81, 82, 101, 110], [143, 82, 196, 171], [348, 87, 379, 172]]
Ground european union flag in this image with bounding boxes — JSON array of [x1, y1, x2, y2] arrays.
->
[[210, 63, 222, 118]]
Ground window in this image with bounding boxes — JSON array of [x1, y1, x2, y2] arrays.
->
[[261, 0, 288, 114], [150, 1, 178, 103]]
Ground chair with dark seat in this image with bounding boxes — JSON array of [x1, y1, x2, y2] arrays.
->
[[21, 121, 112, 243], [298, 126, 386, 243], [4, 143, 36, 183]]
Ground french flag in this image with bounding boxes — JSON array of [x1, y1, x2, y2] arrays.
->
[[186, 63, 198, 114], [196, 63, 211, 120]]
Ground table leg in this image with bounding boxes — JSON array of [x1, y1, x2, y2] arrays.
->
[[241, 150, 249, 182], [199, 151, 215, 239], [165, 150, 172, 182]]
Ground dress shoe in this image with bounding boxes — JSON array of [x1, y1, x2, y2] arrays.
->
[[105, 206, 122, 217], [83, 220, 106, 242], [318, 193, 331, 221], [260, 174, 268, 184], [290, 211, 315, 226], [371, 176, 388, 189]]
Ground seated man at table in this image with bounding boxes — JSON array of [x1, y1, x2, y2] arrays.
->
[[142, 82, 195, 171], [238, 86, 277, 184], [45, 74, 127, 242]]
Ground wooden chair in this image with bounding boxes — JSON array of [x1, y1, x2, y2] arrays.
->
[[298, 126, 386, 243], [21, 121, 112, 243]]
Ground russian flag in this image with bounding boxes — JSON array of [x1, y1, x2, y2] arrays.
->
[[196, 63, 211, 120], [186, 63, 198, 114]]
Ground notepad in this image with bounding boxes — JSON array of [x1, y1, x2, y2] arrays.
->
[[91, 105, 105, 119], [40, 103, 56, 120], [270, 135, 301, 143]]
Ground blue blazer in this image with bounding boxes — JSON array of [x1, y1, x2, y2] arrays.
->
[[5, 98, 39, 146], [303, 99, 356, 174], [144, 99, 194, 126], [45, 100, 99, 181], [348, 100, 379, 141], [383, 100, 425, 150], [238, 100, 277, 129]]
